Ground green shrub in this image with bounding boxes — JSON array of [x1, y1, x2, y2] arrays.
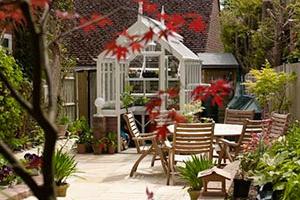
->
[[252, 122, 300, 199], [244, 61, 297, 113], [0, 47, 27, 149]]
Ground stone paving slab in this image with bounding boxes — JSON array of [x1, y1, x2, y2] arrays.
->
[[16, 143, 239, 200]]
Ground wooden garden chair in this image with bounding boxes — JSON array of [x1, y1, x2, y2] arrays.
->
[[166, 122, 215, 185], [123, 112, 156, 154], [217, 119, 268, 166], [123, 112, 167, 172], [224, 108, 255, 125], [269, 112, 290, 139]]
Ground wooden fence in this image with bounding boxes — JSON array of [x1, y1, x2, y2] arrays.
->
[[43, 73, 77, 121], [276, 63, 300, 120]]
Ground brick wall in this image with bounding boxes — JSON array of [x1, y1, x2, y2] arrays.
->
[[205, 0, 224, 53]]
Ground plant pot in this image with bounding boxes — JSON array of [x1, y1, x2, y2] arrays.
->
[[55, 183, 69, 197], [108, 145, 115, 154], [257, 183, 282, 200], [188, 189, 200, 200], [57, 124, 68, 137], [92, 144, 105, 155], [233, 178, 251, 198], [77, 143, 86, 154]]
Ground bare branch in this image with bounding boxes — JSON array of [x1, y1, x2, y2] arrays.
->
[[40, 3, 50, 28], [50, 7, 124, 44], [0, 141, 41, 197], [0, 71, 34, 114]]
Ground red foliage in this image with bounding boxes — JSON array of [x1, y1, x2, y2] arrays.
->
[[192, 79, 232, 107], [167, 87, 179, 99], [130, 42, 143, 53], [146, 187, 154, 200], [142, 28, 155, 43], [31, 0, 49, 8]]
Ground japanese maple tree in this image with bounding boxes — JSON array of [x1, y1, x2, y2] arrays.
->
[[0, 0, 207, 199]]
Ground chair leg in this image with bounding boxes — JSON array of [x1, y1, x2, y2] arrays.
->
[[130, 145, 153, 177], [151, 152, 157, 167]]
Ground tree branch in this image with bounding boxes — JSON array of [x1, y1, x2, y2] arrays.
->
[[0, 141, 41, 197], [20, 1, 43, 111], [40, 3, 50, 29], [49, 7, 124, 44], [0, 71, 34, 114]]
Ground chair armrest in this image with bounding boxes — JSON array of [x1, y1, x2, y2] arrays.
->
[[217, 138, 239, 147], [164, 140, 172, 149], [140, 132, 156, 137], [133, 135, 156, 141]]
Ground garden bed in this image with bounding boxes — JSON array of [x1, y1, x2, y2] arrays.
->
[[0, 176, 42, 200]]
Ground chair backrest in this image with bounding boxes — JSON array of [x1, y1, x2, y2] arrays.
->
[[270, 112, 290, 138], [173, 123, 214, 159], [224, 108, 255, 125], [123, 112, 140, 138], [154, 111, 173, 126], [238, 119, 270, 147]]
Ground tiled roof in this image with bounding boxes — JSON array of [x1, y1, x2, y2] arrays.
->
[[65, 0, 216, 66]]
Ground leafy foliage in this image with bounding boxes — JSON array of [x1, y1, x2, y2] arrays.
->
[[244, 61, 297, 113], [121, 85, 134, 112], [68, 117, 92, 144], [221, 0, 300, 70], [252, 122, 300, 199], [106, 132, 117, 147], [53, 149, 77, 186], [0, 47, 27, 150], [177, 155, 213, 191]]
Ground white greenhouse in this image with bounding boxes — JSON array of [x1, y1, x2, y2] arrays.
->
[[94, 4, 203, 151]]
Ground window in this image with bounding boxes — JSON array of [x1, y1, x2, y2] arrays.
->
[[2, 34, 12, 51]]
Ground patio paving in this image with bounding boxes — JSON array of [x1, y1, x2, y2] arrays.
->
[[17, 140, 237, 200], [24, 148, 189, 200]]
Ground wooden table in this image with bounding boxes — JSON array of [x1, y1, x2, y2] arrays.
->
[[167, 123, 244, 137]]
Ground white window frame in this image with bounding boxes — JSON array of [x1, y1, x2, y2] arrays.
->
[[3, 33, 12, 51]]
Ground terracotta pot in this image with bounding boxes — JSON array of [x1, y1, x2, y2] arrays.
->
[[108, 145, 115, 154], [92, 144, 105, 155], [57, 124, 68, 137], [77, 144, 86, 154], [188, 189, 200, 200], [55, 183, 69, 197]]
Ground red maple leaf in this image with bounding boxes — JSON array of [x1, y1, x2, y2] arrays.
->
[[159, 29, 173, 40], [10, 9, 23, 24], [188, 16, 206, 32], [0, 11, 6, 20], [130, 42, 143, 53], [115, 46, 128, 60], [80, 17, 96, 32], [167, 87, 179, 98], [142, 28, 154, 43], [143, 3, 157, 14], [156, 125, 169, 140], [146, 97, 161, 113], [169, 14, 185, 27], [105, 41, 118, 55]]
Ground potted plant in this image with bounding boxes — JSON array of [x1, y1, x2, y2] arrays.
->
[[69, 117, 93, 153], [121, 85, 134, 113], [91, 137, 106, 155], [57, 116, 69, 137], [235, 131, 270, 198], [54, 149, 77, 197], [106, 132, 117, 154], [177, 155, 214, 200]]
